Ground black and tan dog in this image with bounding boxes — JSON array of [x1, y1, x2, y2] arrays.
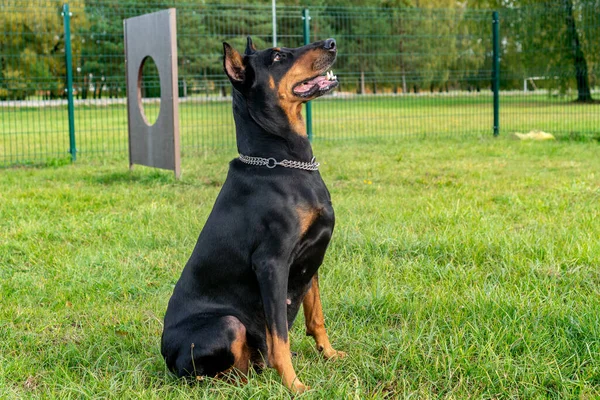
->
[[161, 37, 343, 393]]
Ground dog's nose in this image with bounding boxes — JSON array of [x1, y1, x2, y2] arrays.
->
[[324, 38, 336, 52]]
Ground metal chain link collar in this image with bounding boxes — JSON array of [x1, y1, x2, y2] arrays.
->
[[238, 154, 320, 171]]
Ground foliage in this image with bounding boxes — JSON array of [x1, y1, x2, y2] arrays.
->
[[1, 0, 598, 100], [0, 0, 87, 100]]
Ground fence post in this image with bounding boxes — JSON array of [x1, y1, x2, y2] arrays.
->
[[302, 8, 313, 141], [62, 4, 76, 161], [272, 0, 277, 46], [492, 11, 500, 137]]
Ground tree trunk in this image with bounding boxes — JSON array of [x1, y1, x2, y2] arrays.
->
[[81, 76, 88, 100], [360, 70, 365, 95], [564, 0, 592, 102], [94, 81, 102, 99], [399, 41, 407, 94]]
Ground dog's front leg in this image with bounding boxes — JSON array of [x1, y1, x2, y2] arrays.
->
[[303, 273, 346, 360], [252, 252, 309, 394]]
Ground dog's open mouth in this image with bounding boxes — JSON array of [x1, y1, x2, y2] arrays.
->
[[293, 70, 339, 98]]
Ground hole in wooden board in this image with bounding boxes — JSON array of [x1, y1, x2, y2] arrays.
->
[[137, 56, 161, 126]]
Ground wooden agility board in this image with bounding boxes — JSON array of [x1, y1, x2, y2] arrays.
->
[[124, 9, 180, 178]]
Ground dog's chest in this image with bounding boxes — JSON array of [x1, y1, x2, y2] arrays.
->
[[295, 201, 332, 237], [285, 201, 334, 325], [288, 199, 334, 277]]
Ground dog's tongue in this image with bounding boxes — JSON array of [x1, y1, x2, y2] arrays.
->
[[293, 76, 331, 95]]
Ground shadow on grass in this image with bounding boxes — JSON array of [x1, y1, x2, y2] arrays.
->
[[91, 170, 224, 188], [92, 170, 177, 186], [0, 156, 72, 170], [555, 132, 600, 143]]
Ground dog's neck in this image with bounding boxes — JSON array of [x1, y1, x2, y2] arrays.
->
[[232, 90, 313, 162]]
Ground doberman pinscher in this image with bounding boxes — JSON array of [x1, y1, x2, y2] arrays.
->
[[161, 36, 343, 393]]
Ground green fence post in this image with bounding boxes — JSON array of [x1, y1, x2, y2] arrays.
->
[[63, 4, 76, 161], [492, 11, 500, 137], [302, 8, 313, 141]]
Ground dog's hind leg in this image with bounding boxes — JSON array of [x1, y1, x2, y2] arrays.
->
[[162, 315, 250, 380], [303, 273, 346, 360]]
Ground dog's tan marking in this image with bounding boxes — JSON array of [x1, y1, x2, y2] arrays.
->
[[303, 275, 346, 360], [277, 99, 305, 137], [297, 207, 319, 237], [265, 327, 309, 393], [277, 50, 321, 99], [276, 49, 323, 136], [269, 75, 275, 90], [230, 326, 251, 374], [213, 320, 250, 383]]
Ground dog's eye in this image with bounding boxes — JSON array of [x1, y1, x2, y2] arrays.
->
[[273, 52, 282, 62]]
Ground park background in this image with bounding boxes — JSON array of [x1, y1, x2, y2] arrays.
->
[[1, 0, 599, 165], [1, 0, 600, 398]]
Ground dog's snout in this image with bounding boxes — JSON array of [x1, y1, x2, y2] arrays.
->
[[324, 38, 336, 52]]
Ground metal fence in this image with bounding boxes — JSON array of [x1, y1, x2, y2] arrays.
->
[[1, 1, 599, 166]]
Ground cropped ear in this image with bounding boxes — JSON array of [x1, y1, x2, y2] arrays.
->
[[245, 36, 257, 55], [223, 42, 245, 83]]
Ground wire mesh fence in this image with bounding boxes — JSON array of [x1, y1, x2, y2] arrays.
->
[[1, 1, 599, 166], [308, 7, 495, 142], [499, 3, 600, 139]]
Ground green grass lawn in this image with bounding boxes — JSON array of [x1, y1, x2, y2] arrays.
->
[[1, 136, 599, 398], [2, 93, 599, 166]]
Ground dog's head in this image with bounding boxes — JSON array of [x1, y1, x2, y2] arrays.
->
[[223, 37, 338, 136]]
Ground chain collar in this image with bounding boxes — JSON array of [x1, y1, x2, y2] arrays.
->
[[238, 154, 320, 171]]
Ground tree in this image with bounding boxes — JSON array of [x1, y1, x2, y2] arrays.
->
[[78, 2, 129, 100], [2, 0, 597, 102], [466, 0, 597, 100], [563, 0, 592, 102]]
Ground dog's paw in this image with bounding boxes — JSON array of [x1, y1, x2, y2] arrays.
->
[[291, 381, 311, 394], [322, 347, 346, 360], [317, 343, 346, 360]]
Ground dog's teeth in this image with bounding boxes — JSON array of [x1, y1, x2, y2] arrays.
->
[[326, 71, 332, 80]]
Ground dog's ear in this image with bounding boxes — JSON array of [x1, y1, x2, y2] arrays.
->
[[245, 36, 257, 55], [223, 42, 245, 84]]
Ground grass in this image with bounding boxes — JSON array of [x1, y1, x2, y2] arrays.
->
[[1, 135, 599, 398], [1, 93, 599, 166]]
